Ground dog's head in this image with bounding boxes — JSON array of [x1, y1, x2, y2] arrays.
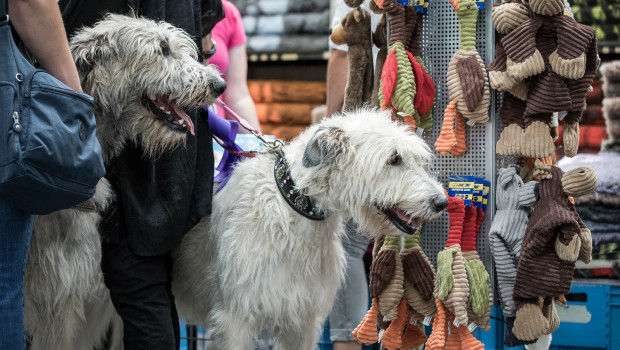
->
[[291, 109, 447, 237], [70, 14, 226, 161]]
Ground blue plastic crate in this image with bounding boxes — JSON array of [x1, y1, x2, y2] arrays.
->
[[549, 279, 620, 350], [500, 280, 620, 350]]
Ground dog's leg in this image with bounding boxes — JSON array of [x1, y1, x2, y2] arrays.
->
[[210, 312, 256, 350], [275, 315, 323, 350]]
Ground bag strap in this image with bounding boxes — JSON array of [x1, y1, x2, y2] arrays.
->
[[1, 0, 7, 21]]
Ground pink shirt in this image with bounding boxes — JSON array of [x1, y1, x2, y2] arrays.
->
[[209, 0, 247, 76]]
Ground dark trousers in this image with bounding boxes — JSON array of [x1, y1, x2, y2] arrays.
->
[[101, 239, 180, 350]]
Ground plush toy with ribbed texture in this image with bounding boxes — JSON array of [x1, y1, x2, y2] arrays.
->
[[371, 14, 388, 108], [512, 166, 597, 341], [488, 166, 539, 347], [404, 5, 436, 131], [329, 7, 374, 112], [354, 228, 435, 349], [379, 0, 417, 127], [435, 0, 490, 156], [488, 0, 532, 157], [461, 203, 493, 332], [499, 0, 598, 158]]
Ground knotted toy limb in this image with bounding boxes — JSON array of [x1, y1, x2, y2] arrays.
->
[[380, 297, 408, 350], [377, 236, 405, 320], [435, 99, 458, 154], [353, 298, 380, 345], [425, 298, 449, 350]]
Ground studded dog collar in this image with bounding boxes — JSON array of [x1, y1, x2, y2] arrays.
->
[[274, 150, 327, 220]]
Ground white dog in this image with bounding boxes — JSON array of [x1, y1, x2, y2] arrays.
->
[[25, 14, 224, 349], [173, 109, 448, 349]]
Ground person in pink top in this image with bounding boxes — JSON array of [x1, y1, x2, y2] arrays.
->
[[202, 0, 261, 133]]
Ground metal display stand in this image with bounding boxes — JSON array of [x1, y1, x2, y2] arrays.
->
[[415, 0, 497, 288]]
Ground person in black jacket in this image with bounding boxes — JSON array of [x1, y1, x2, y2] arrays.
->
[[59, 1, 224, 349]]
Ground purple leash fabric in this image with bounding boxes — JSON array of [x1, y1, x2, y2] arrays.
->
[[205, 106, 253, 192]]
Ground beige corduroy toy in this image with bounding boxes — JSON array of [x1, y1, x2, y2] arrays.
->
[[498, 0, 598, 158]]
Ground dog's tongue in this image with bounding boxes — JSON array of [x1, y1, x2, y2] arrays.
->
[[155, 96, 195, 136], [395, 210, 419, 227], [170, 104, 195, 136]]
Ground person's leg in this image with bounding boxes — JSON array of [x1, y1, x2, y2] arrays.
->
[[101, 239, 176, 350], [329, 220, 370, 350], [0, 200, 34, 350], [166, 252, 181, 349]]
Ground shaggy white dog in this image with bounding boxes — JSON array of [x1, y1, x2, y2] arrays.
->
[[25, 14, 223, 350], [173, 109, 448, 349]]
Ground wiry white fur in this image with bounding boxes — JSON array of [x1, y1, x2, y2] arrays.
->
[[26, 14, 223, 349], [173, 109, 446, 349]]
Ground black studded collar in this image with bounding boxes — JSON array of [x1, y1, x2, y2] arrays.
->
[[274, 149, 327, 220]]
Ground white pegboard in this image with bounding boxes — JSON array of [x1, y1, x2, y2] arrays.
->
[[416, 0, 497, 287]]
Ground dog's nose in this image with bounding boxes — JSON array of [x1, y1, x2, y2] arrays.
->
[[431, 196, 449, 212], [209, 78, 227, 96]]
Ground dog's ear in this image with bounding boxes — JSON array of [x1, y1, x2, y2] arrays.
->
[[302, 126, 349, 168], [70, 30, 109, 79]]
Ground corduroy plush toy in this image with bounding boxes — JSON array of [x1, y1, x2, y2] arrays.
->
[[512, 165, 597, 341], [401, 226, 437, 324], [499, 0, 598, 158], [461, 204, 493, 332], [371, 14, 388, 108], [435, 0, 490, 156], [488, 0, 533, 157], [330, 7, 374, 112], [488, 166, 539, 347]]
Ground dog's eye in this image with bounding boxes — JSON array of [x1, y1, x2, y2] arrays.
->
[[387, 152, 402, 166], [161, 41, 171, 56]]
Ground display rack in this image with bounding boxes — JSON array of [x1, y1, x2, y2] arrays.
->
[[417, 0, 497, 290]]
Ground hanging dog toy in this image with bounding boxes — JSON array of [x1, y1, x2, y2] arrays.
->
[[496, 0, 598, 159], [435, 0, 490, 156], [512, 166, 597, 341]]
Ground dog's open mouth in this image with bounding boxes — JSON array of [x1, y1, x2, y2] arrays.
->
[[142, 93, 195, 135], [380, 207, 421, 235]]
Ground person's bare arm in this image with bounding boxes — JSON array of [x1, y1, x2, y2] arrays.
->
[[222, 43, 261, 133], [9, 0, 82, 92], [325, 49, 348, 118]]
